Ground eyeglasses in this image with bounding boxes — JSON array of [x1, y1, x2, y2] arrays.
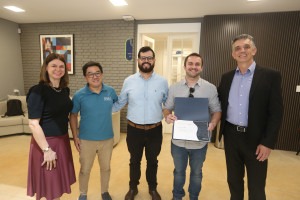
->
[[86, 72, 102, 78], [139, 56, 154, 62], [189, 87, 195, 98]]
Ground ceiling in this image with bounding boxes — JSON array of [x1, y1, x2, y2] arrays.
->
[[0, 0, 300, 24]]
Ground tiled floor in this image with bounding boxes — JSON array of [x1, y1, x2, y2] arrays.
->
[[0, 133, 299, 200]]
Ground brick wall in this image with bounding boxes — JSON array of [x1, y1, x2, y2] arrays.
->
[[19, 20, 135, 132]]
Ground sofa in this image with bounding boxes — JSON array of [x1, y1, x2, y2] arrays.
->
[[0, 95, 120, 145]]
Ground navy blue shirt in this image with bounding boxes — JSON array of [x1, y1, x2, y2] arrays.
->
[[27, 84, 73, 136]]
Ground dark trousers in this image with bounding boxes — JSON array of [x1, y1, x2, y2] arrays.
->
[[126, 124, 163, 190], [224, 122, 267, 200]]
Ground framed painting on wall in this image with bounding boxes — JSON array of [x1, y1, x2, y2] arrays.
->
[[40, 34, 74, 74]]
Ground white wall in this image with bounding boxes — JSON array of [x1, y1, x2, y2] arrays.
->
[[0, 18, 24, 100]]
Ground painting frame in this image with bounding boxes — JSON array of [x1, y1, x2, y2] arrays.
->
[[40, 34, 74, 74]]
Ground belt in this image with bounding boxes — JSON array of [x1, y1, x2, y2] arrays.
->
[[226, 121, 247, 133], [127, 120, 162, 130]]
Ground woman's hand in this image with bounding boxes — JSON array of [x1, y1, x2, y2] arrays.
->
[[74, 137, 81, 152], [41, 148, 57, 170]]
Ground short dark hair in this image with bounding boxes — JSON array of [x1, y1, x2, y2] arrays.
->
[[138, 46, 155, 58], [232, 34, 256, 48], [184, 52, 203, 67], [39, 53, 69, 88], [82, 61, 103, 76]]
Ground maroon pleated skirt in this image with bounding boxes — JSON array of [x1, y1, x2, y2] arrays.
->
[[27, 133, 76, 200]]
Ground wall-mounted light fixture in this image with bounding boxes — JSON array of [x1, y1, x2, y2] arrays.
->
[[122, 15, 134, 21]]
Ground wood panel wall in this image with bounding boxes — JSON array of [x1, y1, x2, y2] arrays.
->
[[200, 11, 300, 151]]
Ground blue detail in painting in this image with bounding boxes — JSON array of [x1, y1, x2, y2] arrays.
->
[[52, 38, 56, 46], [126, 38, 133, 61], [67, 53, 71, 63]]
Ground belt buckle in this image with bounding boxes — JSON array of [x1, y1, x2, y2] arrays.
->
[[236, 126, 246, 132]]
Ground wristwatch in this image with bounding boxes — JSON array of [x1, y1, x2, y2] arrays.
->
[[42, 146, 51, 152]]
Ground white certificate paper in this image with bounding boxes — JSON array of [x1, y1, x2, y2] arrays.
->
[[173, 120, 210, 142]]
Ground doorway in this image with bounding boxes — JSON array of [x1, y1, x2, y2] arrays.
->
[[137, 23, 201, 133]]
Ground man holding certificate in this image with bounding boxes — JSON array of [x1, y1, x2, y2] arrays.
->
[[163, 53, 221, 200]]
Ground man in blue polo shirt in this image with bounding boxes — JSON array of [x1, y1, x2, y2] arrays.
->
[[70, 61, 118, 200]]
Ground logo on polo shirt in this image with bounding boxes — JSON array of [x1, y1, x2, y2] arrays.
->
[[104, 96, 112, 101]]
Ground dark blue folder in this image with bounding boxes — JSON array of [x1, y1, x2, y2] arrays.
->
[[174, 97, 210, 141], [174, 97, 209, 121]]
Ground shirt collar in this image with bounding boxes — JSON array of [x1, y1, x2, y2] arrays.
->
[[84, 83, 107, 94], [137, 71, 155, 80], [235, 61, 256, 75], [181, 77, 202, 87]]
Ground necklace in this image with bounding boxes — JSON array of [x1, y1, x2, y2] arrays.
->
[[51, 86, 62, 93]]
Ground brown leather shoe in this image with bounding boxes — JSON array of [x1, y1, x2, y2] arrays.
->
[[149, 190, 161, 200], [124, 189, 138, 200]]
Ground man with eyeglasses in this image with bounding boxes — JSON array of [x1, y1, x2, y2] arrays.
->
[[218, 34, 283, 200], [70, 61, 118, 200], [163, 52, 221, 200], [113, 46, 168, 200]]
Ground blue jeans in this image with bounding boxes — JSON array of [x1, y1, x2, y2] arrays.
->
[[171, 143, 208, 200]]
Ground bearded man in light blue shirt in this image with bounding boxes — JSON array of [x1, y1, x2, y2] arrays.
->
[[113, 46, 168, 200]]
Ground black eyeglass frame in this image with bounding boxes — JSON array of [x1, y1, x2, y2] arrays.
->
[[138, 56, 154, 62]]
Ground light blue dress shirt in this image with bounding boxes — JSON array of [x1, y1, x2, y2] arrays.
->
[[113, 72, 168, 124], [226, 62, 256, 126]]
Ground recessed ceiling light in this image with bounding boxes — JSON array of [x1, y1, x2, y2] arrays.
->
[[247, 0, 261, 2], [4, 6, 25, 12], [109, 0, 128, 6]]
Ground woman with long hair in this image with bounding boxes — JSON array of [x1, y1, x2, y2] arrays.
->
[[27, 53, 76, 200]]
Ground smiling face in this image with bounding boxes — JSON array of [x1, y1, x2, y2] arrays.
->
[[85, 66, 103, 89], [232, 38, 257, 65], [184, 55, 203, 79], [137, 51, 155, 73], [46, 59, 66, 82]]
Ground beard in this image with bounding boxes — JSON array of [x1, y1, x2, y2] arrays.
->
[[138, 62, 155, 73]]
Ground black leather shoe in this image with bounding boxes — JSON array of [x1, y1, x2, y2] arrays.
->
[[149, 190, 161, 200], [124, 189, 138, 200]]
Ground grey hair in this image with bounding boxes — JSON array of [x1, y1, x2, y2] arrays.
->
[[231, 34, 256, 48]]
